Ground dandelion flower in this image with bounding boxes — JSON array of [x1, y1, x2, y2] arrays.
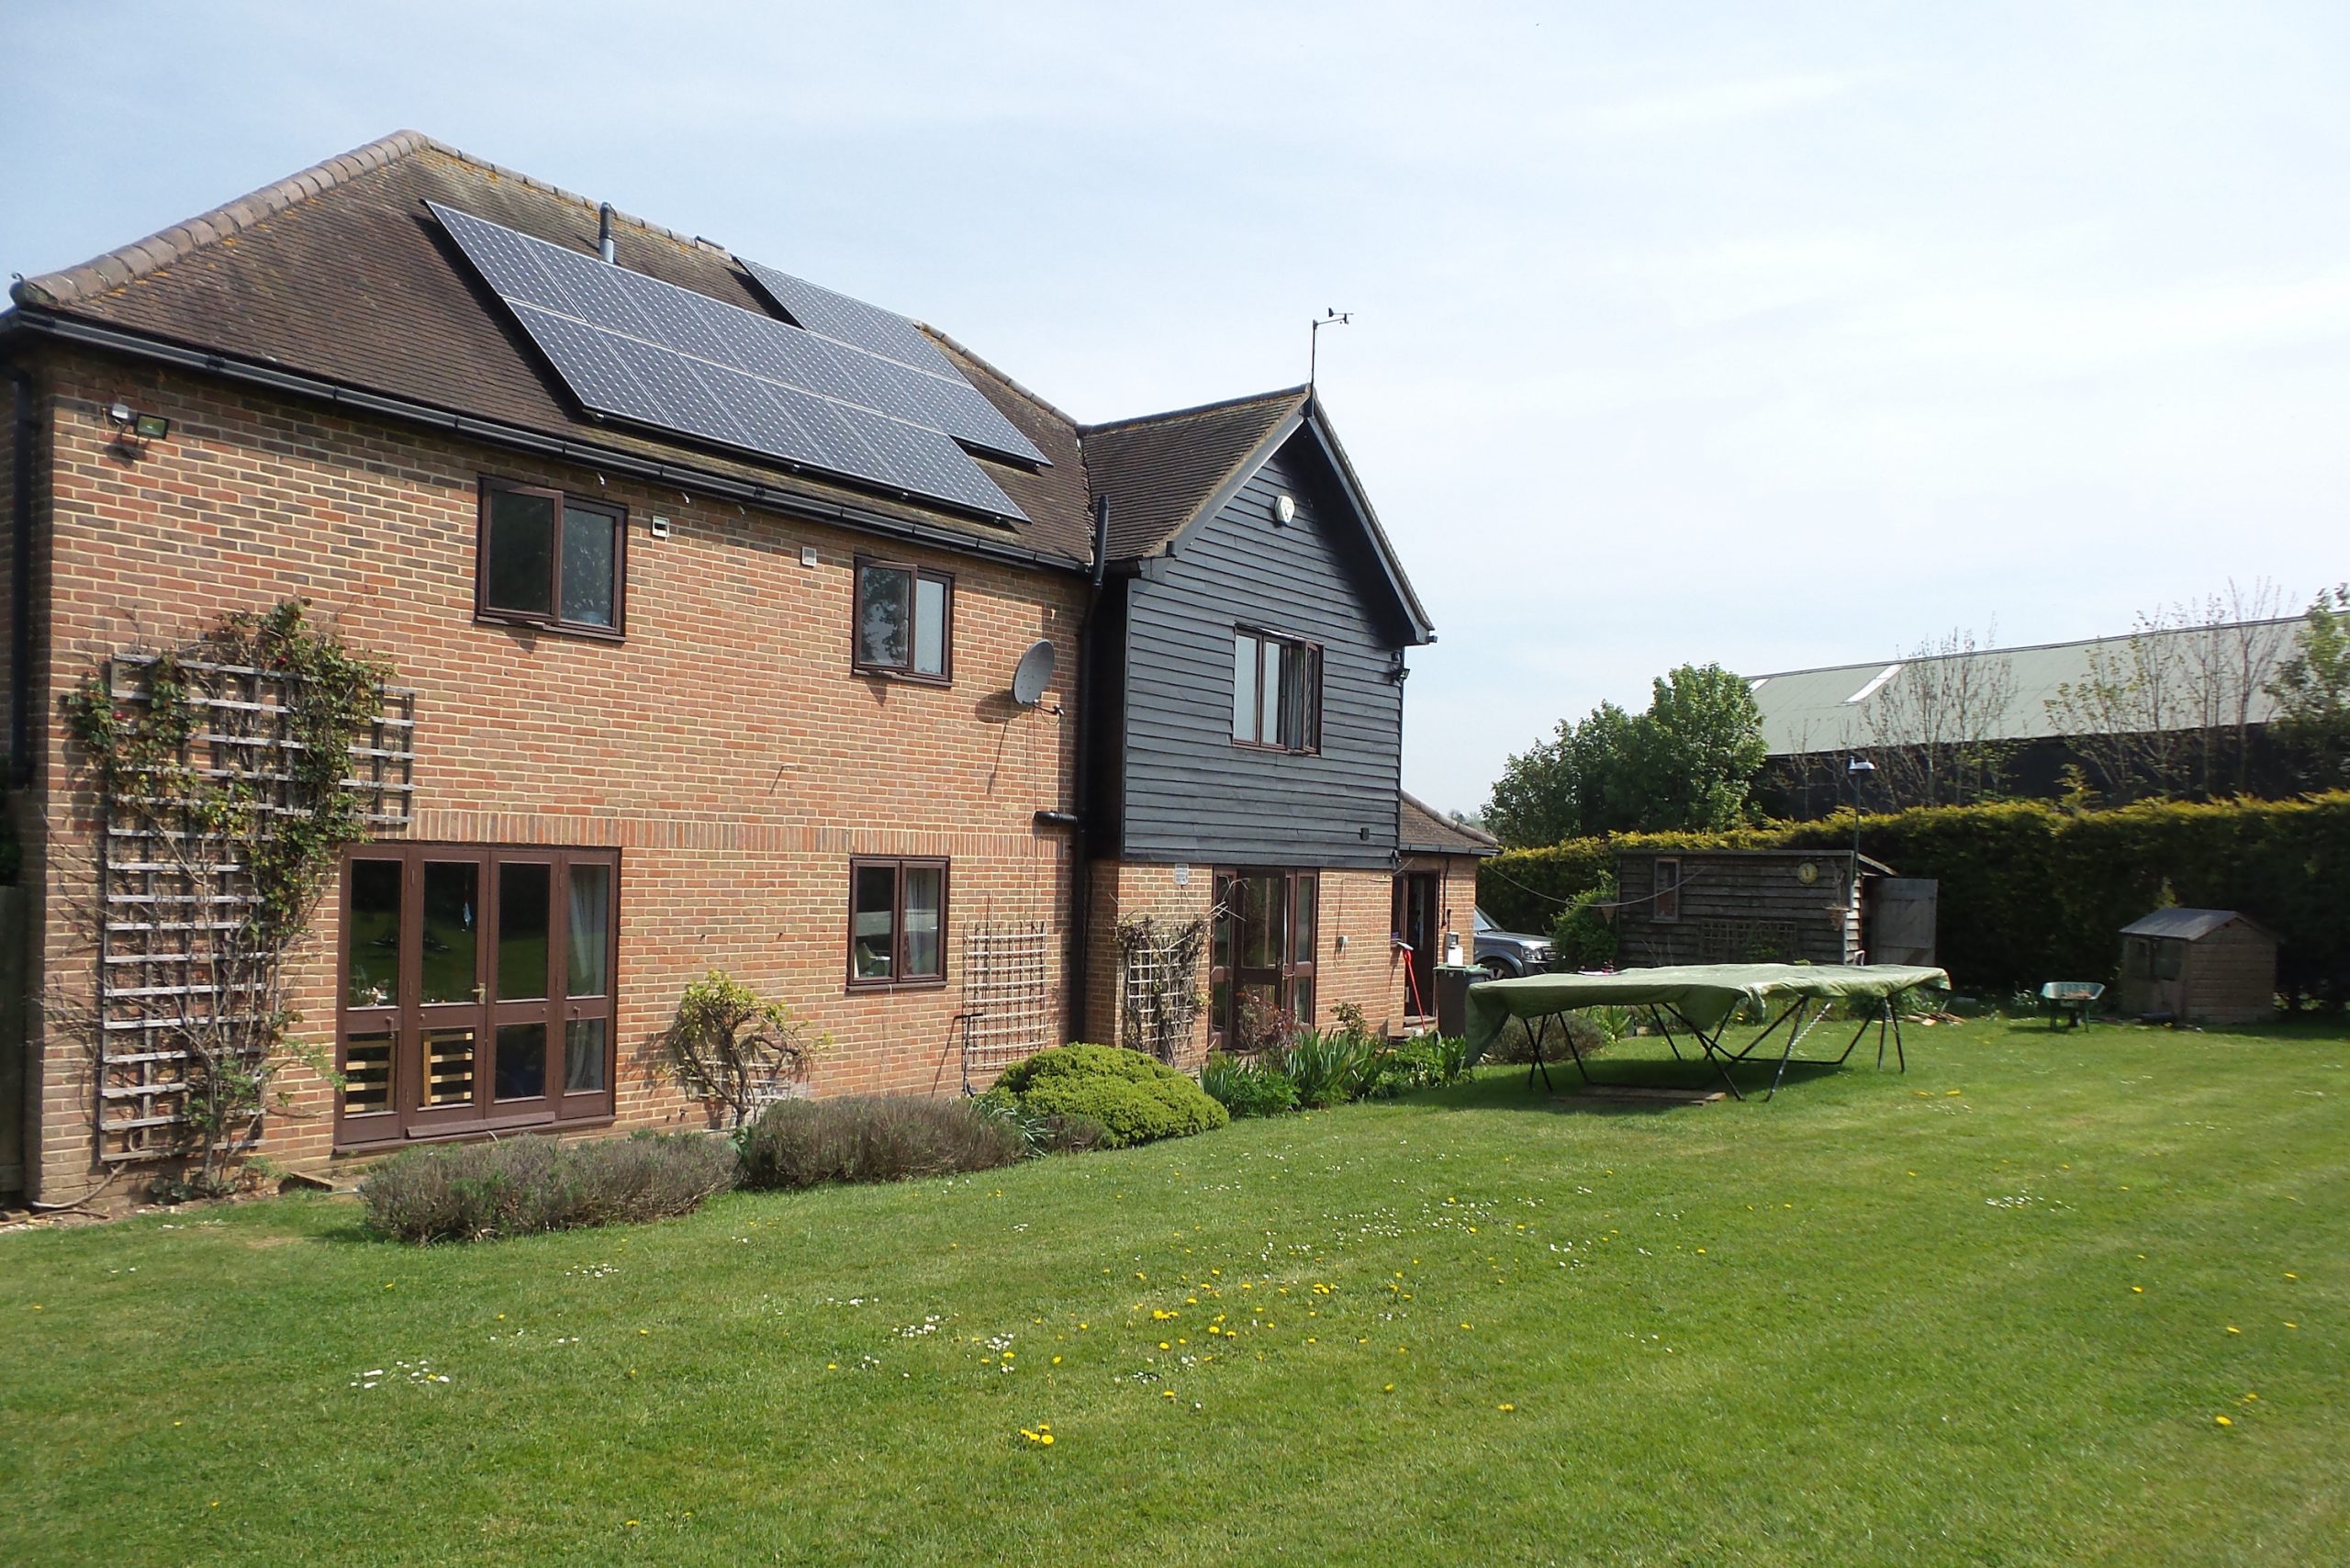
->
[[2227, 1327, 2241, 1335], [1040, 1433, 1054, 1446], [2215, 1415, 2232, 1427], [1499, 1403, 1516, 1412]]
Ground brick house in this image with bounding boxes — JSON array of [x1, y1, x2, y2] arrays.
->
[[0, 131, 1438, 1204]]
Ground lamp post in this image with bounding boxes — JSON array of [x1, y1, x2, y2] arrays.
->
[[1846, 756, 1874, 863], [1846, 756, 1876, 965]]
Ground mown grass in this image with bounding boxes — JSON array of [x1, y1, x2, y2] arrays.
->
[[3, 1018, 2345, 1566]]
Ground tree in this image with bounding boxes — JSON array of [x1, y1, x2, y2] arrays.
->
[[1483, 664, 1764, 846], [2266, 584, 2350, 791], [1625, 664, 1769, 831], [2048, 582, 2298, 801], [1861, 627, 2020, 808], [661, 969, 827, 1128]]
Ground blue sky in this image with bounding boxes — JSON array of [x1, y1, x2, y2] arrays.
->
[[6, 2, 2345, 815]]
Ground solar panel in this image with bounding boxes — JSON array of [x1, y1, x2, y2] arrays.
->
[[737, 257, 1046, 464], [429, 203, 1036, 521]]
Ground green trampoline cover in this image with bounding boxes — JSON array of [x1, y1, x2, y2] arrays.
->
[[1464, 963, 1950, 1058]]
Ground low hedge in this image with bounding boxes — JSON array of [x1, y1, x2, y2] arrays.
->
[[1479, 793, 2350, 1003], [739, 1095, 1024, 1189], [979, 1044, 1227, 1148], [359, 1131, 736, 1243]]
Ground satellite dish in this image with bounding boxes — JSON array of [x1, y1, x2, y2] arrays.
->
[[1012, 639, 1057, 708]]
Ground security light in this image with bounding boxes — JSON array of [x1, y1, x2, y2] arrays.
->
[[133, 412, 172, 441]]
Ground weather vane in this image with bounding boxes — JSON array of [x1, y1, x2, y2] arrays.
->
[[1309, 308, 1353, 391]]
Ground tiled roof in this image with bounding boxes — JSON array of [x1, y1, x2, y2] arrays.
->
[[11, 130, 1099, 564], [1080, 386, 1306, 559], [1400, 791, 1498, 857], [8, 127, 1431, 646]]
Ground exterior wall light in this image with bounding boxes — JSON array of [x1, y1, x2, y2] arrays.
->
[[106, 402, 172, 442]]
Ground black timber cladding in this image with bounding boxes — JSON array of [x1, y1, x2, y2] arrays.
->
[[1113, 434, 1404, 869]]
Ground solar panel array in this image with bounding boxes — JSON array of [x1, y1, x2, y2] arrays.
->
[[428, 202, 1042, 522]]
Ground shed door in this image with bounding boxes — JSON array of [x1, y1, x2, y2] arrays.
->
[[1870, 879, 1939, 967]]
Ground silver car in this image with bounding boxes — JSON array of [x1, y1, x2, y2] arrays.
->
[[1473, 906, 1554, 979]]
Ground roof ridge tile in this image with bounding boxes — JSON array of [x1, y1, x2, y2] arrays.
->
[[13, 128, 440, 308]]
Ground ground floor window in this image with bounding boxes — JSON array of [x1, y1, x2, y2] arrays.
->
[[849, 857, 948, 987], [335, 844, 618, 1146], [1209, 868, 1318, 1050]]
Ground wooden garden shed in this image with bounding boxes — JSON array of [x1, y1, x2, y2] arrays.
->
[[2115, 909, 2278, 1025], [1612, 849, 1936, 969]]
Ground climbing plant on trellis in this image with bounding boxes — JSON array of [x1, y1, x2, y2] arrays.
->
[[1116, 914, 1207, 1065], [62, 601, 409, 1191]]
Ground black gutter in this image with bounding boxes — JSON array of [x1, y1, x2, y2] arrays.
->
[[6, 310, 1091, 578], [7, 356, 31, 789], [1064, 494, 1112, 1044]]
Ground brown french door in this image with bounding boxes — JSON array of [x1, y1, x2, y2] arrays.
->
[[1209, 868, 1318, 1051], [335, 845, 617, 1146], [1393, 872, 1438, 1019]]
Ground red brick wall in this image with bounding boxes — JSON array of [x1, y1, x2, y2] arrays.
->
[[1082, 859, 1418, 1062], [23, 350, 1087, 1200]]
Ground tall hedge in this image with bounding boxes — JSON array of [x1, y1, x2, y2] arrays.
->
[[1479, 793, 2350, 1003]]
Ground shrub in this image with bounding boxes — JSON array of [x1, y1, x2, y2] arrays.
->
[[1549, 872, 1619, 970], [972, 1094, 1111, 1157], [1360, 1036, 1473, 1098], [738, 1095, 1024, 1189], [662, 969, 827, 1128], [1202, 1051, 1301, 1117], [1480, 1012, 1611, 1066], [360, 1131, 736, 1243], [1281, 1030, 1375, 1107], [980, 1044, 1227, 1148]]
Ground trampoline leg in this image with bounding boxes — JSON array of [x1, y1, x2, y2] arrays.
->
[[1893, 1012, 1908, 1073], [1526, 1016, 1555, 1094], [1766, 1001, 1805, 1100]]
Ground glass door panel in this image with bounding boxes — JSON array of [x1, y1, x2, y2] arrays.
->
[[565, 863, 610, 996], [420, 860, 480, 1004], [564, 1018, 610, 1094], [495, 1023, 548, 1101], [345, 859, 402, 1008], [497, 861, 553, 1000]]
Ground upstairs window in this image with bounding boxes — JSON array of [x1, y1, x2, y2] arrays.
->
[[1232, 629, 1321, 752], [855, 559, 953, 681], [478, 477, 625, 635]]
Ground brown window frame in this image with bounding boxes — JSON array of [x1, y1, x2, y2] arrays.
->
[[476, 476, 628, 639], [846, 856, 951, 990], [1207, 868, 1319, 1050], [1231, 627, 1323, 753], [852, 557, 956, 684], [332, 843, 621, 1149]]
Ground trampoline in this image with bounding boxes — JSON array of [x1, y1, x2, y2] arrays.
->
[[1464, 963, 1951, 1102]]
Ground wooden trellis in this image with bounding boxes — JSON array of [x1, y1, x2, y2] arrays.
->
[[960, 923, 1051, 1092], [95, 654, 415, 1163], [1116, 915, 1206, 1065]]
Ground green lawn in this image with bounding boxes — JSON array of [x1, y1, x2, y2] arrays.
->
[[4, 1020, 2345, 1566]]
